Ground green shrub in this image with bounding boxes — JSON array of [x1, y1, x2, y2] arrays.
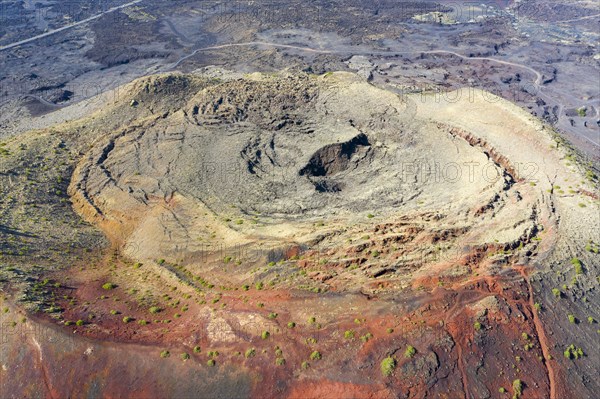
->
[[287, 322, 296, 328], [512, 379, 522, 399], [207, 359, 216, 367], [75, 320, 84, 326], [564, 344, 584, 359], [310, 351, 321, 360], [360, 333, 373, 342], [123, 316, 133, 323], [138, 320, 148, 326], [102, 282, 116, 290], [268, 312, 278, 319], [499, 387, 506, 393], [404, 345, 416, 358], [301, 361, 310, 370], [524, 344, 533, 351], [181, 353, 190, 360], [149, 306, 161, 314], [160, 350, 170, 358], [245, 348, 256, 358], [571, 258, 583, 274], [344, 330, 355, 339], [380, 356, 396, 376], [261, 331, 270, 339], [256, 282, 264, 290], [474, 322, 481, 331], [275, 357, 286, 366], [193, 346, 201, 353], [386, 328, 394, 334], [110, 309, 119, 315], [568, 314, 576, 324], [552, 288, 561, 298], [588, 316, 595, 324]]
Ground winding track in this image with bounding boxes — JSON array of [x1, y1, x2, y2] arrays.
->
[[518, 266, 557, 399], [0, 0, 144, 52], [167, 41, 544, 86], [555, 13, 600, 24]]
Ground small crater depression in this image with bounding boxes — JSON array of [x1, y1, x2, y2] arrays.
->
[[299, 133, 371, 191]]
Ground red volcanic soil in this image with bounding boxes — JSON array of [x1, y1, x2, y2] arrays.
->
[[287, 381, 392, 399], [16, 247, 562, 399], [4, 182, 587, 399]]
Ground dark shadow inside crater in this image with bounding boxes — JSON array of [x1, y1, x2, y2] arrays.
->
[[299, 133, 371, 192]]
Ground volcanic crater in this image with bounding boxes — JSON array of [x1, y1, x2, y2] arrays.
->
[[0, 71, 598, 398]]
